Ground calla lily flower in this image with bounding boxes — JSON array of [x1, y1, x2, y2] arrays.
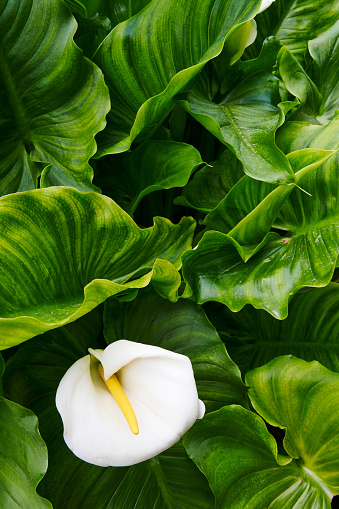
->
[[56, 340, 205, 467]]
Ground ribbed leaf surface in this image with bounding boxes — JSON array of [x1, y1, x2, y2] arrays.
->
[[0, 187, 195, 348], [94, 0, 262, 155], [0, 0, 110, 195]]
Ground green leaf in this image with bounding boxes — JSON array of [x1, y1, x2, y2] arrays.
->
[[205, 283, 339, 375], [183, 405, 332, 508], [246, 0, 339, 63], [0, 397, 51, 508], [93, 0, 263, 155], [174, 149, 244, 213], [278, 47, 322, 118], [103, 289, 246, 412], [4, 311, 215, 508], [179, 71, 294, 184], [246, 356, 339, 496], [94, 140, 202, 215], [308, 21, 339, 123], [182, 147, 339, 318], [0, 0, 110, 195], [0, 187, 195, 348]]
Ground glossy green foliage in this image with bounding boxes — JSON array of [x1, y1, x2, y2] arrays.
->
[[1, 0, 339, 507], [184, 356, 339, 507], [0, 0, 110, 195], [0, 187, 194, 348]]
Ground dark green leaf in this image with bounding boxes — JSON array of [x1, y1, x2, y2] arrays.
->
[[94, 140, 202, 215], [0, 0, 110, 195]]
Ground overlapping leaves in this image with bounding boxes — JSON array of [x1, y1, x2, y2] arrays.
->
[[184, 356, 339, 508], [0, 187, 195, 348], [3, 289, 246, 508], [0, 0, 110, 195]]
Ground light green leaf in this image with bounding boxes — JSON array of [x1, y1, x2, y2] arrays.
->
[[309, 21, 339, 123], [182, 147, 339, 318], [179, 72, 293, 184], [278, 47, 322, 119], [174, 149, 244, 213], [183, 405, 331, 509], [0, 0, 110, 195], [94, 140, 202, 215], [4, 312, 214, 509], [103, 289, 246, 412], [246, 356, 339, 496], [0, 187, 195, 348], [93, 0, 263, 155], [205, 283, 339, 375], [246, 0, 339, 63], [0, 397, 51, 508]]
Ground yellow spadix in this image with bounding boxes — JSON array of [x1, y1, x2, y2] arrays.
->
[[98, 363, 139, 435]]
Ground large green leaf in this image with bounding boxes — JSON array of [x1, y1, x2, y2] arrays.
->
[[0, 0, 110, 195], [0, 397, 51, 508], [93, 0, 263, 155], [184, 356, 339, 507], [246, 0, 339, 63], [247, 356, 339, 496], [205, 283, 339, 375], [94, 140, 202, 215], [182, 148, 339, 317], [179, 37, 295, 184], [4, 310, 215, 508], [0, 187, 195, 348], [103, 289, 246, 412], [183, 405, 332, 508]]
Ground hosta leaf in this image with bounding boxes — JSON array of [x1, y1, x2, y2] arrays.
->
[[93, 0, 263, 155], [246, 356, 339, 496], [0, 397, 51, 508], [65, 0, 152, 25], [174, 149, 244, 213], [246, 0, 339, 63], [184, 405, 332, 508], [0, 187, 195, 348], [4, 311, 215, 508], [94, 140, 202, 215], [205, 283, 339, 375], [103, 289, 246, 412], [0, 0, 110, 195], [179, 42, 294, 184]]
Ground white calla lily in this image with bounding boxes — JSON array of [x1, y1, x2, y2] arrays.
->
[[56, 340, 205, 467], [258, 0, 276, 14]]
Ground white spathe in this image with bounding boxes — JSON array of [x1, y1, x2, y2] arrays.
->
[[56, 340, 205, 467], [258, 0, 276, 14]]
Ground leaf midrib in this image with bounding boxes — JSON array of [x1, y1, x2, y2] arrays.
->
[[0, 48, 32, 151]]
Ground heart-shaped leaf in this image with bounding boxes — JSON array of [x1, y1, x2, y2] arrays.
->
[[0, 187, 195, 348], [0, 0, 110, 195]]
